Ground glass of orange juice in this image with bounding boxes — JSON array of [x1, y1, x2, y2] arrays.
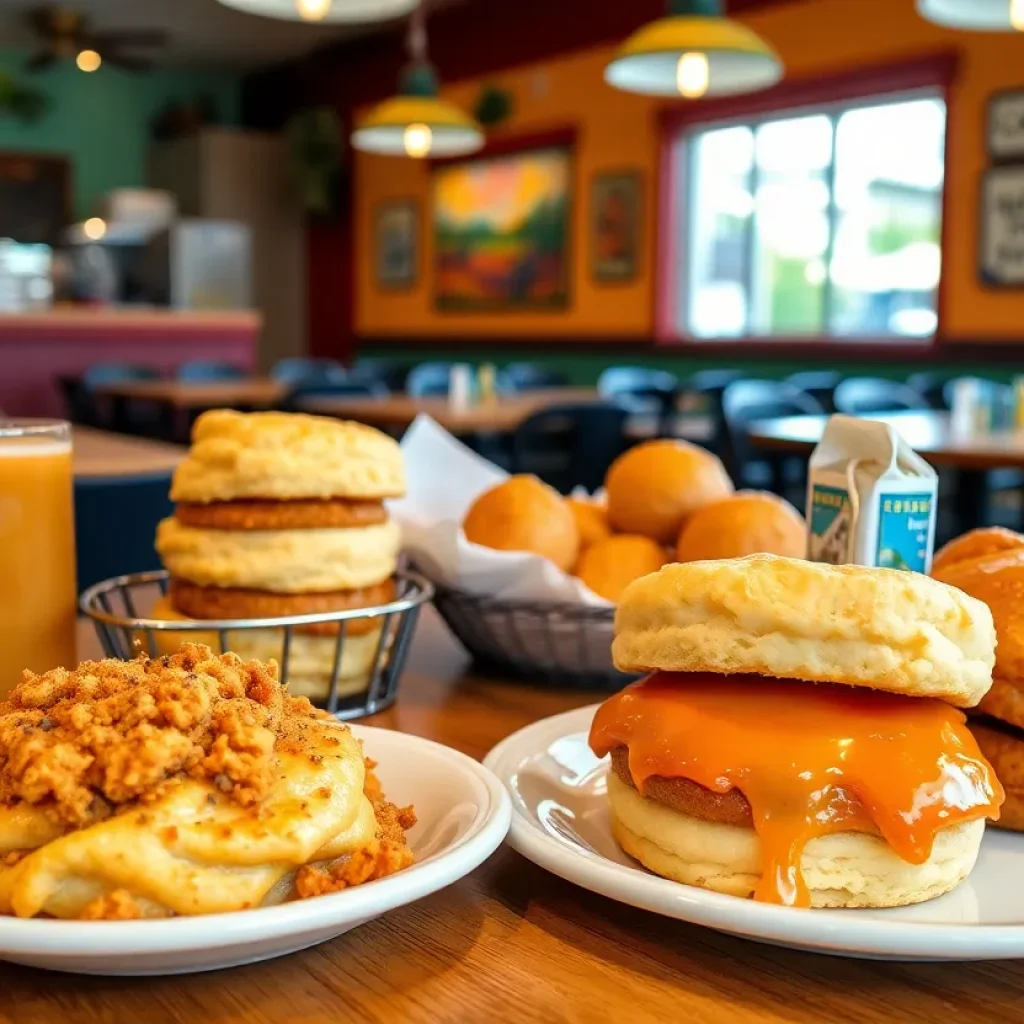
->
[[0, 421, 76, 697]]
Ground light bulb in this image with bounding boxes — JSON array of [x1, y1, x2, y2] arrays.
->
[[76, 49, 102, 73], [676, 52, 710, 99], [83, 218, 107, 241], [295, 0, 331, 20], [1012, 0, 1024, 31], [404, 123, 433, 159]]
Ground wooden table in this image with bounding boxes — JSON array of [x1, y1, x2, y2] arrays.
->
[[6, 613, 1018, 1023], [748, 410, 1024, 471], [72, 426, 184, 480], [301, 388, 601, 434], [91, 377, 287, 411]]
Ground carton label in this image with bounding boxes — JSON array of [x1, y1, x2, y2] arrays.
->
[[876, 492, 935, 573], [808, 484, 853, 565]]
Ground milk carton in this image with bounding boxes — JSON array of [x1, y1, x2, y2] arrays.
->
[[806, 415, 938, 573]]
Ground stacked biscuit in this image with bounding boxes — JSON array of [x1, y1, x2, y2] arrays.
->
[[155, 410, 405, 700]]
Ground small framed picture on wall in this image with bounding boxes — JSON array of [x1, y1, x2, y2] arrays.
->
[[591, 171, 642, 283], [980, 166, 1024, 287], [989, 90, 1024, 162], [374, 200, 419, 290]]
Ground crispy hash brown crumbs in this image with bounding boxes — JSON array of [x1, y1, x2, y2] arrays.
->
[[0, 643, 332, 827], [295, 759, 416, 899], [79, 890, 147, 921]]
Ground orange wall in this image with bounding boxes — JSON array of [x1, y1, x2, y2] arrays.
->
[[355, 0, 1024, 341]]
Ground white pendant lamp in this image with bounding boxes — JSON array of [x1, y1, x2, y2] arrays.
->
[[918, 0, 1024, 30], [216, 0, 420, 23], [606, 0, 782, 99], [351, 3, 484, 158]]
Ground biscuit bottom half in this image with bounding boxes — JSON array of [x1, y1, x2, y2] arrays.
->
[[607, 772, 985, 909], [971, 720, 1024, 832]]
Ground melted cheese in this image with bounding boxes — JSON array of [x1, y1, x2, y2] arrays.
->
[[589, 673, 1004, 907], [0, 720, 377, 919]]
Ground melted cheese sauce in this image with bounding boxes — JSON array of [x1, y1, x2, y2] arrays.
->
[[589, 673, 1004, 907]]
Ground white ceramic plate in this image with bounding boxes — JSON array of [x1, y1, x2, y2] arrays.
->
[[484, 705, 1024, 962], [0, 725, 511, 976]]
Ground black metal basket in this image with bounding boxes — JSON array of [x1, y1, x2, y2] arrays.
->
[[431, 582, 636, 690], [80, 569, 434, 720]]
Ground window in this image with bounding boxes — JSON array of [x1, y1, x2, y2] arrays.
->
[[673, 92, 946, 340]]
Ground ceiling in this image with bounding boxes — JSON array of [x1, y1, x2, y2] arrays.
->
[[0, 0, 420, 70]]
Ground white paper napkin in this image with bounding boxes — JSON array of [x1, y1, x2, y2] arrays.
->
[[389, 414, 611, 606]]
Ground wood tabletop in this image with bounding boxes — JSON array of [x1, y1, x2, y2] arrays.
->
[[72, 427, 184, 480], [300, 387, 602, 434], [5, 612, 1019, 1023], [90, 377, 287, 410], [749, 410, 1024, 471]]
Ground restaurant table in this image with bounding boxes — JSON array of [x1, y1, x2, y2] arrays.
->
[[72, 425, 184, 480], [5, 612, 1017, 1023], [89, 377, 288, 412], [748, 409, 1024, 529]]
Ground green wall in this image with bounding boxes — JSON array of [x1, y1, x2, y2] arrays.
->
[[355, 346, 1018, 386], [0, 48, 240, 219]]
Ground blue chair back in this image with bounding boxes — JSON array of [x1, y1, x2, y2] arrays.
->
[[407, 362, 454, 397], [177, 360, 246, 382], [511, 402, 630, 494], [834, 378, 930, 416], [499, 363, 570, 392], [784, 371, 842, 414], [350, 360, 412, 392], [270, 358, 348, 386], [75, 473, 174, 593]]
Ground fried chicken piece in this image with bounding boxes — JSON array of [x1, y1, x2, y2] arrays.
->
[[78, 890, 146, 921], [294, 758, 417, 899], [0, 643, 330, 828]]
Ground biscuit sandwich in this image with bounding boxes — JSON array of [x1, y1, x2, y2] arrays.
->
[[154, 410, 405, 701], [589, 554, 1004, 908], [933, 527, 1024, 831]]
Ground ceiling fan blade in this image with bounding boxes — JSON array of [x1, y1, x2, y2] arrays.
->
[[91, 29, 168, 48], [102, 51, 153, 73], [24, 51, 57, 72]]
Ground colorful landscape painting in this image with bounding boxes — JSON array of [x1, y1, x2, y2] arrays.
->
[[433, 147, 571, 310]]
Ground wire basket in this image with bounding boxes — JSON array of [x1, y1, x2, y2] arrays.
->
[[80, 569, 434, 720], [431, 582, 637, 690]]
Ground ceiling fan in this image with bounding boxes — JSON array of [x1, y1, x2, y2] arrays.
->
[[24, 5, 168, 73]]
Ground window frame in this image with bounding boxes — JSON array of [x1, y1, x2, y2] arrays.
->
[[655, 54, 959, 352]]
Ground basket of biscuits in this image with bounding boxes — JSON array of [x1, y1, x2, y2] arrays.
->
[[81, 410, 432, 719], [393, 416, 806, 688]]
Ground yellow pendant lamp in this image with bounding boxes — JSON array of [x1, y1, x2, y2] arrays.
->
[[918, 0, 1024, 30], [351, 4, 483, 158], [605, 0, 782, 99]]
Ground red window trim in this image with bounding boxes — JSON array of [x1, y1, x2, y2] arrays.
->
[[655, 51, 960, 348]]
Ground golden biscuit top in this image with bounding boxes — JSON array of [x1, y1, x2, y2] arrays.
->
[[0, 644, 336, 828], [170, 410, 405, 503], [613, 554, 996, 707]]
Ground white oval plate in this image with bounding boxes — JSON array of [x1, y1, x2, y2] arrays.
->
[[484, 705, 1024, 962], [0, 725, 512, 976]]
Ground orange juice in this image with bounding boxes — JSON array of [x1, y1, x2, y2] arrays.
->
[[0, 422, 76, 696]]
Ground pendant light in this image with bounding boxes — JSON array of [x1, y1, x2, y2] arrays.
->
[[917, 0, 1024, 31], [605, 0, 782, 99], [215, 0, 420, 23], [351, 3, 484, 158]]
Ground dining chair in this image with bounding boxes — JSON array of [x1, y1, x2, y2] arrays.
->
[[784, 371, 842, 414], [908, 372, 955, 410], [349, 360, 412, 392], [510, 402, 630, 494], [407, 362, 455, 397], [498, 363, 570, 392], [269, 357, 348, 386], [82, 363, 163, 435], [177, 360, 247, 382], [722, 379, 824, 503], [281, 380, 390, 414], [597, 367, 679, 439], [684, 368, 746, 460], [833, 378, 931, 416]]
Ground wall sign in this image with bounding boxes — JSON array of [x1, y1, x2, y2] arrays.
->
[[980, 166, 1024, 288], [989, 91, 1024, 162]]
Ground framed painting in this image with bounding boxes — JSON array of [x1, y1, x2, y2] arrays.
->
[[375, 200, 419, 290], [433, 145, 571, 310], [591, 170, 641, 283]]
